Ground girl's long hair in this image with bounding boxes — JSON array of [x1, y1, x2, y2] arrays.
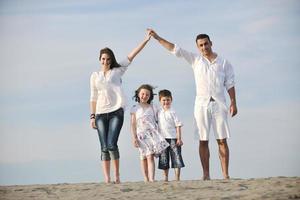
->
[[133, 84, 156, 104]]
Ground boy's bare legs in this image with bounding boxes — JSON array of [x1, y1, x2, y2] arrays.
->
[[217, 139, 230, 179], [141, 159, 149, 182], [163, 169, 169, 182], [102, 161, 111, 183], [112, 159, 120, 184], [199, 141, 210, 180], [147, 155, 155, 182], [174, 168, 181, 181]]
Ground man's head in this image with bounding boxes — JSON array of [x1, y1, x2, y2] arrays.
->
[[195, 34, 213, 57]]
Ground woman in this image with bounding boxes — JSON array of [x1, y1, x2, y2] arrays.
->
[[89, 30, 151, 184]]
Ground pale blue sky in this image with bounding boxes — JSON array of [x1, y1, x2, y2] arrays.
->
[[0, 0, 299, 185]]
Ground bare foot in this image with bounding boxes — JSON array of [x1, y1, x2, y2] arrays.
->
[[202, 176, 211, 181]]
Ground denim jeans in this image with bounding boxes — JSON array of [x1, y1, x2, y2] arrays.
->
[[95, 108, 124, 161]]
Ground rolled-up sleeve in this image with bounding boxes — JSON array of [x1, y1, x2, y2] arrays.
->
[[171, 44, 197, 66], [117, 58, 131, 75], [171, 111, 183, 127], [224, 60, 235, 90], [90, 72, 98, 102]]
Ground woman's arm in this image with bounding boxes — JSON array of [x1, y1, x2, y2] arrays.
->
[[90, 101, 97, 129], [130, 113, 139, 147], [127, 30, 151, 62]]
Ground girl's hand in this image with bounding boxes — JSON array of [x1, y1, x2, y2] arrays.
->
[[133, 138, 139, 148], [90, 119, 97, 129], [176, 139, 183, 146]]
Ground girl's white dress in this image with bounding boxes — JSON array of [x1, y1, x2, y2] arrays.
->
[[131, 104, 169, 158]]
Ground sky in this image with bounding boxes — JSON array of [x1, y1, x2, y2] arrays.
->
[[0, 0, 299, 185]]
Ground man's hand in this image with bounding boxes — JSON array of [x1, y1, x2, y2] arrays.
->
[[230, 102, 237, 117]]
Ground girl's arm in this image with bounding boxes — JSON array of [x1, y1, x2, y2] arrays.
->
[[127, 30, 151, 62], [176, 126, 183, 146], [130, 113, 139, 147]]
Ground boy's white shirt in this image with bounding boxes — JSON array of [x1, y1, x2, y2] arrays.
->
[[158, 107, 183, 139]]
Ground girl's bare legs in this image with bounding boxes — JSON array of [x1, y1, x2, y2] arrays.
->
[[163, 169, 169, 182], [112, 159, 120, 184], [102, 160, 111, 183], [141, 159, 149, 182], [147, 154, 155, 182], [174, 168, 181, 181]]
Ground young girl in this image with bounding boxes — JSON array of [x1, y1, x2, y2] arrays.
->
[[130, 84, 169, 182]]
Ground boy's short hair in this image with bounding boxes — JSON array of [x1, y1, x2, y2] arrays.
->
[[159, 89, 172, 100]]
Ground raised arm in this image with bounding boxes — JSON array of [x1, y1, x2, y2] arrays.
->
[[127, 30, 151, 62], [148, 28, 175, 51]]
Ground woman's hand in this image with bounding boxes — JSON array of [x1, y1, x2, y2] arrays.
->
[[90, 118, 97, 129]]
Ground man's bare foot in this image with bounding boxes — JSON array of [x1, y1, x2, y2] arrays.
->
[[202, 176, 211, 181]]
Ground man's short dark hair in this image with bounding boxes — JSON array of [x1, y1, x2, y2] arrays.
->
[[195, 34, 211, 43]]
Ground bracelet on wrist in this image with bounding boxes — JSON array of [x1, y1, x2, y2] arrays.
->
[[90, 113, 95, 119]]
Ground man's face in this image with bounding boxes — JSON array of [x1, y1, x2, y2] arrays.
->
[[196, 38, 213, 57]]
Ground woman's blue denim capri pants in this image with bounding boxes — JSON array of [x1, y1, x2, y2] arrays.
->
[[95, 107, 124, 161]]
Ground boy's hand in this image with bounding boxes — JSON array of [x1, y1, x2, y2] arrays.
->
[[176, 139, 183, 146]]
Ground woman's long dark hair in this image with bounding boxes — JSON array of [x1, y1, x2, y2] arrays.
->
[[99, 47, 121, 69], [133, 84, 156, 104]]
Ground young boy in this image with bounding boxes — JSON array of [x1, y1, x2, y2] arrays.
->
[[157, 89, 185, 181]]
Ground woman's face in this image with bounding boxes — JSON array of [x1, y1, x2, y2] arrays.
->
[[100, 53, 112, 68], [138, 88, 151, 104]]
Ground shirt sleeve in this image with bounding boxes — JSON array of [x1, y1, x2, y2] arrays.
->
[[116, 57, 131, 75], [171, 44, 198, 66], [170, 110, 183, 127], [90, 72, 98, 102], [130, 105, 137, 114], [224, 60, 235, 90]]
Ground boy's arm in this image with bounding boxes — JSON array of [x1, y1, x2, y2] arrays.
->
[[176, 126, 183, 146], [130, 113, 139, 147]]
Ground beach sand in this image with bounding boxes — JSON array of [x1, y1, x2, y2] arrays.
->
[[0, 177, 299, 200]]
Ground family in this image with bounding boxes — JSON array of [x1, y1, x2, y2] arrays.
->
[[89, 29, 238, 183]]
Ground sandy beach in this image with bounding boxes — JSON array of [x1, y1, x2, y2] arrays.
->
[[0, 177, 299, 200]]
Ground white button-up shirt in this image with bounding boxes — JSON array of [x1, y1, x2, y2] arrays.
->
[[90, 58, 131, 114], [172, 45, 235, 110], [158, 108, 183, 139]]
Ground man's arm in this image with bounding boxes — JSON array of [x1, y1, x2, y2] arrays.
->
[[228, 87, 237, 117], [148, 29, 175, 51]]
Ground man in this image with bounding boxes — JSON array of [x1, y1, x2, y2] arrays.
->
[[148, 29, 237, 180]]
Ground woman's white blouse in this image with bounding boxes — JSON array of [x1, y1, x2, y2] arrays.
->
[[90, 58, 131, 114]]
